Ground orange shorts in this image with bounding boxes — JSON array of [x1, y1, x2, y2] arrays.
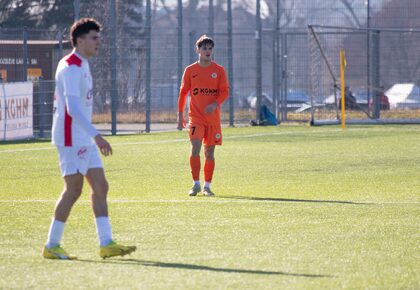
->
[[189, 123, 222, 146]]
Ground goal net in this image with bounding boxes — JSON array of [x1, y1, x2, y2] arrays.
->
[[308, 25, 420, 125]]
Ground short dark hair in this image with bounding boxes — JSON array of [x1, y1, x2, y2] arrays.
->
[[70, 18, 101, 47], [196, 35, 214, 49]]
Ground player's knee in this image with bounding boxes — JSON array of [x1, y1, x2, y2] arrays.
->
[[204, 151, 214, 160], [101, 181, 109, 195], [204, 147, 215, 160], [91, 181, 109, 198], [63, 187, 82, 202], [191, 146, 201, 156]]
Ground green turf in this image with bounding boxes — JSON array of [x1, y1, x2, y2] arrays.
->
[[0, 125, 419, 289]]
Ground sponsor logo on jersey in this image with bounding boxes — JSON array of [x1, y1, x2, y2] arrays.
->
[[86, 89, 94, 106], [192, 88, 219, 96], [77, 147, 88, 160]]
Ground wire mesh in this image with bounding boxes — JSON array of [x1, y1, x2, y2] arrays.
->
[[1, 0, 420, 138]]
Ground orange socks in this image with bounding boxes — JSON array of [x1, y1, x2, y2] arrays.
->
[[204, 159, 215, 183], [189, 155, 201, 181], [190, 156, 215, 183]]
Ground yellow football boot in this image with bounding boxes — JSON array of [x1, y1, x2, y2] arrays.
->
[[99, 241, 136, 259], [42, 245, 77, 260]]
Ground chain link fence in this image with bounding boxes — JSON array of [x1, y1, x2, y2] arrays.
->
[[1, 0, 419, 138]]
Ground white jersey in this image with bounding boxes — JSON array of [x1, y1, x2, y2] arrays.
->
[[52, 50, 98, 146]]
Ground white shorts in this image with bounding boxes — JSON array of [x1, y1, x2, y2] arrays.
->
[[56, 145, 103, 177]]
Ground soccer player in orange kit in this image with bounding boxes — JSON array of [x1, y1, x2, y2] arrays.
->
[[177, 35, 229, 196]]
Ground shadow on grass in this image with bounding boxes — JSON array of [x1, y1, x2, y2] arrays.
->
[[218, 195, 371, 205], [77, 258, 333, 278]]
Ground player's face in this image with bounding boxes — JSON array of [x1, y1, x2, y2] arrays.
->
[[197, 44, 213, 62], [79, 30, 100, 57]]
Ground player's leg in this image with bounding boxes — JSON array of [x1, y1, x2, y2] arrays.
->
[[43, 173, 83, 260], [202, 125, 222, 196], [203, 145, 216, 196], [86, 148, 136, 259], [55, 174, 84, 222], [86, 168, 111, 245], [188, 124, 204, 196]]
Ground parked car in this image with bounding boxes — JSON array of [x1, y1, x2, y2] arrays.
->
[[385, 84, 420, 109], [286, 90, 310, 104]]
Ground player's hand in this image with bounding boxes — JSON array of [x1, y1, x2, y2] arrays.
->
[[177, 113, 186, 130], [205, 102, 218, 114], [94, 134, 113, 156]]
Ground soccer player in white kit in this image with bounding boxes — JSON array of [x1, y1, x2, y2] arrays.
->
[[43, 18, 136, 259]]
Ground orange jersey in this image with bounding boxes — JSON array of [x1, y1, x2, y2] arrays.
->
[[178, 61, 229, 126]]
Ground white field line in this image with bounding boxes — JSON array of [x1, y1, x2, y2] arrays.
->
[[1, 127, 419, 154], [0, 199, 418, 205]]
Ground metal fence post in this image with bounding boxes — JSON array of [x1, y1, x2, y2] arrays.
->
[[208, 0, 214, 37], [274, 0, 280, 120], [23, 28, 28, 82], [255, 0, 262, 122], [189, 30, 196, 63], [272, 30, 277, 116], [58, 29, 63, 60], [280, 33, 287, 121], [145, 0, 152, 133], [366, 0, 371, 115], [73, 0, 80, 21], [372, 30, 381, 119], [39, 77, 45, 138], [227, 0, 234, 127], [177, 0, 183, 94], [110, 0, 118, 135]]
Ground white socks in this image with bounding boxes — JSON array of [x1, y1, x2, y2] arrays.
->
[[46, 217, 113, 248], [193, 181, 211, 188], [95, 216, 113, 247], [46, 219, 65, 248]]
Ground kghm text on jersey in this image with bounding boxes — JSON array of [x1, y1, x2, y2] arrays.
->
[[193, 88, 219, 96]]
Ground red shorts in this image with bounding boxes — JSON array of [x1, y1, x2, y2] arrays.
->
[[189, 123, 222, 146]]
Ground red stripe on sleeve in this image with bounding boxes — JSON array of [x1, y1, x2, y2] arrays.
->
[[64, 106, 72, 146]]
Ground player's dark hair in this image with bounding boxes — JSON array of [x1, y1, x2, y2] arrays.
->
[[70, 18, 101, 47], [196, 35, 214, 49]]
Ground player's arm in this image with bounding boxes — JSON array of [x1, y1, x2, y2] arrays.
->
[[216, 67, 229, 106], [177, 68, 190, 130], [66, 96, 112, 156], [66, 95, 98, 138], [63, 67, 112, 156]]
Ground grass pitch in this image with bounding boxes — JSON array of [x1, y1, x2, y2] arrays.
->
[[0, 125, 419, 289]]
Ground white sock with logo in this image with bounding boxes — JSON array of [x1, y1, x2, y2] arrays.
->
[[95, 216, 113, 247], [204, 181, 211, 189], [46, 219, 65, 248], [193, 180, 201, 187]]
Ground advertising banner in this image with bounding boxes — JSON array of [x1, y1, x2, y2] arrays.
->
[[0, 82, 33, 141]]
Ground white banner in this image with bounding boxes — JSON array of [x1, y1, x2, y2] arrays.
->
[[0, 82, 33, 141]]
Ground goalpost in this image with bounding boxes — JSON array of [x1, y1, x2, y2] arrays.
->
[[308, 24, 420, 125]]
